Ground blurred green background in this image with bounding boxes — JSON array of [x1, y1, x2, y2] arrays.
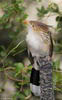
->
[[0, 0, 62, 100]]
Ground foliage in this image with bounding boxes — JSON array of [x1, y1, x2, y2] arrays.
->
[[0, 0, 30, 99], [0, 0, 62, 99]]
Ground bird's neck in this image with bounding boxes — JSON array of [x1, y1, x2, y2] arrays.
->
[[26, 28, 44, 56]]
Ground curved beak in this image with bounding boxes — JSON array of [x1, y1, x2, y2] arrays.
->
[[23, 20, 29, 25]]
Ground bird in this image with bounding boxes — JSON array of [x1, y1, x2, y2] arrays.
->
[[24, 20, 53, 59], [24, 20, 55, 99]]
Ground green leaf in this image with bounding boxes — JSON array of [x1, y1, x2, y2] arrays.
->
[[0, 2, 8, 8], [53, 74, 58, 85], [36, 0, 42, 2], [37, 6, 48, 18], [0, 45, 5, 51], [2, 13, 9, 19], [14, 62, 24, 72], [0, 51, 6, 57], [24, 89, 31, 96], [13, 92, 25, 100], [16, 14, 28, 22], [55, 60, 60, 70], [48, 3, 59, 13], [16, 0, 24, 4], [4, 23, 12, 29], [14, 71, 21, 77], [22, 14, 28, 20], [19, 94, 25, 100]]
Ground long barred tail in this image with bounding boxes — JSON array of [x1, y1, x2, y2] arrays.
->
[[38, 56, 55, 100], [30, 67, 40, 96], [30, 58, 40, 96], [28, 51, 40, 96], [30, 56, 55, 100], [28, 51, 55, 99]]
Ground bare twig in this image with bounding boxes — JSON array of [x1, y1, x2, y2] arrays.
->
[[25, 94, 32, 100], [5, 72, 24, 82]]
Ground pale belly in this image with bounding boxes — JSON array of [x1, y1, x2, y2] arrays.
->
[[26, 32, 49, 57]]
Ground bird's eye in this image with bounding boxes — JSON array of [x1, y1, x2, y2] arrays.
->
[[32, 25, 34, 27]]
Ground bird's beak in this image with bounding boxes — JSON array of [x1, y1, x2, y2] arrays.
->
[[23, 20, 29, 25]]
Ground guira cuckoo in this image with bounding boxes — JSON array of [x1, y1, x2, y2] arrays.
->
[[24, 20, 55, 100]]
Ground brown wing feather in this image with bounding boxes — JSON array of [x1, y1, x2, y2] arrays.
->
[[49, 32, 53, 58]]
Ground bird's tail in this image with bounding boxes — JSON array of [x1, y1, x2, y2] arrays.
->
[[30, 60, 40, 96]]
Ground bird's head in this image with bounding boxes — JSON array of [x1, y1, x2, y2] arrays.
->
[[23, 20, 52, 46], [23, 20, 49, 33]]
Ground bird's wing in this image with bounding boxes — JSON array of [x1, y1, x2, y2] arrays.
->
[[28, 49, 40, 96], [28, 49, 34, 65]]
